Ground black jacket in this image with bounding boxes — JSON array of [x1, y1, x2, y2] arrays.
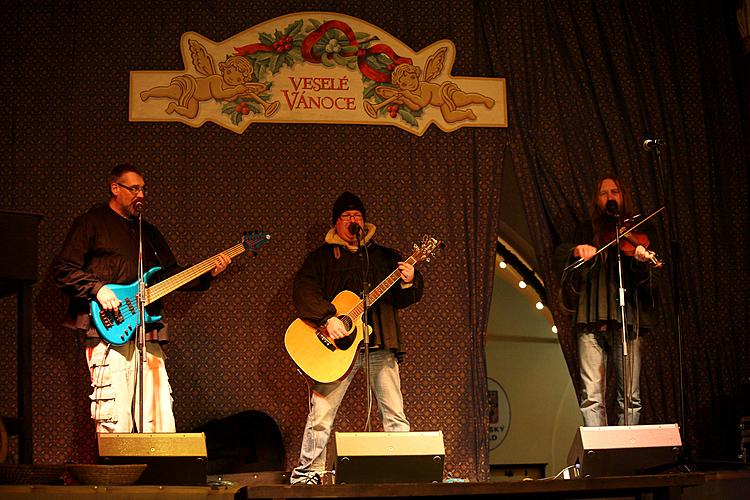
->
[[293, 226, 424, 358], [52, 203, 211, 339]]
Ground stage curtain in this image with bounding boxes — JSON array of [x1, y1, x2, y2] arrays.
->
[[478, 0, 750, 460]]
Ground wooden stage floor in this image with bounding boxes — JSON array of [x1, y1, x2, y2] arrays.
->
[[5, 470, 747, 500]]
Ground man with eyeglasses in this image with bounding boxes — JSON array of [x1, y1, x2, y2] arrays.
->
[[289, 191, 424, 485], [52, 163, 231, 433]]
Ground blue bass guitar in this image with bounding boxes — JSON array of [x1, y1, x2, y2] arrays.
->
[[91, 230, 270, 345]]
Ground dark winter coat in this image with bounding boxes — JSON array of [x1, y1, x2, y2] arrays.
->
[[292, 225, 424, 358]]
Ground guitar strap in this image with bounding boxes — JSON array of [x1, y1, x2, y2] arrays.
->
[[142, 225, 162, 266]]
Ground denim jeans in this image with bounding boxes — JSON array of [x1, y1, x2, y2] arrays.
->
[[290, 349, 410, 483], [577, 327, 642, 426]]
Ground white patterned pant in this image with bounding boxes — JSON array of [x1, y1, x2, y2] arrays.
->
[[86, 340, 175, 433]]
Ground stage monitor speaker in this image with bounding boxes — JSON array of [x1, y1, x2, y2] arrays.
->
[[334, 431, 445, 484], [98, 432, 207, 485], [567, 424, 682, 477]]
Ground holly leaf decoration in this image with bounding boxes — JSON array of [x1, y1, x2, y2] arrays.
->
[[272, 53, 284, 73], [399, 108, 421, 127], [258, 32, 274, 46], [285, 19, 303, 37]]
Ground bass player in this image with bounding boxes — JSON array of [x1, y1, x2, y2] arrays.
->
[[52, 163, 231, 434]]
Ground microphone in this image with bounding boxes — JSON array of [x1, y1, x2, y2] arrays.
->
[[133, 199, 144, 215], [605, 200, 619, 216], [347, 222, 361, 237], [642, 138, 666, 151]]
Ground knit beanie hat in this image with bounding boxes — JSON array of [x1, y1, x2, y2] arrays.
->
[[331, 191, 366, 224]]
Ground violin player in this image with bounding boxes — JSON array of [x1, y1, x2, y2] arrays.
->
[[553, 176, 661, 427]]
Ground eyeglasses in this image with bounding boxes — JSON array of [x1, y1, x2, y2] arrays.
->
[[338, 213, 363, 221], [116, 182, 146, 195]]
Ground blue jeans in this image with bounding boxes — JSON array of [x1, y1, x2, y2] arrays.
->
[[578, 327, 642, 426], [290, 349, 410, 483]]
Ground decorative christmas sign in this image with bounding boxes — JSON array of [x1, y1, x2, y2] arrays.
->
[[130, 12, 507, 136]]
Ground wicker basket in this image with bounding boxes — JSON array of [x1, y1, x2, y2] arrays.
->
[[0, 464, 67, 484], [66, 463, 147, 486]]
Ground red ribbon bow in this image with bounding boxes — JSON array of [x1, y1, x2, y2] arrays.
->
[[234, 20, 412, 83], [301, 20, 412, 82]]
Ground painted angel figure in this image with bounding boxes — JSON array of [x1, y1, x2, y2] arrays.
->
[[140, 39, 279, 118], [366, 47, 494, 123]]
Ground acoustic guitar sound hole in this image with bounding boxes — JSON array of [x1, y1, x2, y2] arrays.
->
[[334, 316, 356, 350]]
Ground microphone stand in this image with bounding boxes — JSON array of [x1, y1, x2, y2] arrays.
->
[[613, 211, 632, 426], [136, 205, 146, 433], [650, 142, 688, 449], [354, 227, 373, 432]]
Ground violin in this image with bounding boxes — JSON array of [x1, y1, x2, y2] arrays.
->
[[604, 226, 663, 268]]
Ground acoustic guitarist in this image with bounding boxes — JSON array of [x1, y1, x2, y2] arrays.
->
[[289, 191, 424, 485], [52, 163, 231, 434]]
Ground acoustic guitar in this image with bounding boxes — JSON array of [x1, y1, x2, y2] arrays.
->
[[284, 235, 443, 383]]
